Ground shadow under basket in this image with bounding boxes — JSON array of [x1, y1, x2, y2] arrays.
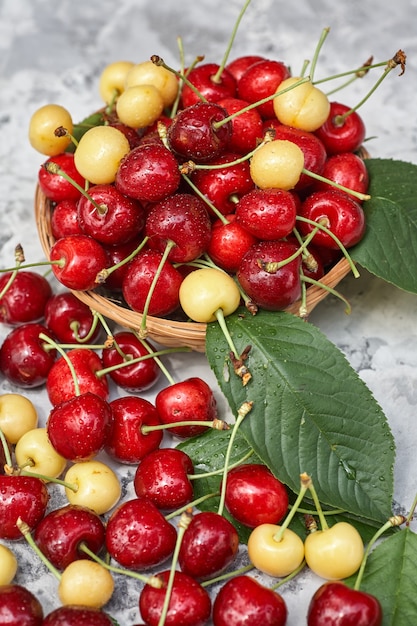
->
[[35, 185, 353, 353]]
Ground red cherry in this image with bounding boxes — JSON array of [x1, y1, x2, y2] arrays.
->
[[46, 392, 112, 461], [122, 249, 183, 317], [105, 497, 177, 570], [155, 377, 218, 438], [42, 605, 115, 626], [38, 152, 86, 203], [105, 395, 163, 465], [180, 62, 237, 107], [0, 322, 56, 388], [212, 575, 287, 626], [235, 188, 298, 240], [190, 152, 254, 218], [44, 291, 100, 344], [312, 151, 369, 200], [0, 585, 43, 626], [50, 234, 108, 291], [102, 236, 142, 291], [298, 189, 366, 249], [315, 101, 366, 154], [115, 142, 181, 203], [51, 198, 84, 239], [34, 503, 105, 570], [133, 448, 194, 510], [0, 270, 52, 325], [217, 97, 264, 153], [178, 511, 239, 580], [46, 348, 109, 406], [167, 102, 232, 162], [307, 581, 383, 626], [139, 569, 212, 626], [225, 55, 265, 82], [101, 331, 161, 393], [109, 121, 143, 149], [77, 183, 145, 246], [0, 475, 49, 540], [145, 193, 212, 262], [222, 463, 289, 528], [237, 240, 302, 311], [237, 58, 291, 119], [207, 214, 258, 274]]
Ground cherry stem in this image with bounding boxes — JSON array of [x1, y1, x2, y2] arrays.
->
[[272, 473, 311, 542], [211, 0, 252, 84], [217, 401, 253, 517], [157, 510, 193, 626], [201, 563, 255, 588], [405, 491, 417, 526], [260, 225, 319, 274], [295, 215, 360, 278], [0, 428, 12, 468], [0, 260, 63, 273], [17, 517, 62, 580], [96, 346, 190, 381], [39, 332, 81, 396], [181, 172, 229, 224], [354, 514, 406, 590], [165, 492, 219, 521], [188, 449, 254, 481], [151, 55, 208, 103], [212, 76, 311, 129], [302, 167, 370, 202], [271, 559, 307, 590], [313, 54, 404, 87], [0, 245, 25, 299], [214, 307, 240, 360], [141, 418, 229, 435], [139, 239, 176, 335], [307, 478, 329, 531], [301, 274, 352, 315], [325, 56, 374, 96], [17, 469, 77, 491], [43, 162, 103, 211], [307, 27, 330, 82], [333, 51, 406, 122], [70, 310, 100, 344], [79, 542, 163, 588], [96, 235, 149, 284], [136, 334, 179, 386]]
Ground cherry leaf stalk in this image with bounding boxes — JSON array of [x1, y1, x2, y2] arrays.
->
[[206, 307, 395, 523]]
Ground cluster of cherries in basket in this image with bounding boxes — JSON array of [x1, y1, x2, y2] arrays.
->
[[0, 267, 387, 626], [29, 46, 370, 324]]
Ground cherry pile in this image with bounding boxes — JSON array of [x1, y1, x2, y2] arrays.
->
[[30, 44, 372, 324], [1, 1, 407, 621]]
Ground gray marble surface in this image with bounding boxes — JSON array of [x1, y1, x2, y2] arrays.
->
[[0, 0, 416, 623]]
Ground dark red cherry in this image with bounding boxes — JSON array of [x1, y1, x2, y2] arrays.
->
[[42, 605, 115, 626], [180, 62, 237, 108], [0, 584, 43, 626], [235, 188, 298, 240], [307, 581, 383, 626], [217, 97, 264, 154], [167, 102, 232, 162], [237, 58, 291, 119], [0, 270, 52, 325], [44, 291, 100, 344]]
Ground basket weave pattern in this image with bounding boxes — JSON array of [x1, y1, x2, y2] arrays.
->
[[35, 186, 352, 352]]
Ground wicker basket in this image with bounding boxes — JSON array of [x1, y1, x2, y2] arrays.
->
[[35, 185, 353, 352]]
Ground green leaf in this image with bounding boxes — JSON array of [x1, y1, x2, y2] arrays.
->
[[348, 528, 417, 625], [352, 158, 417, 294], [206, 308, 395, 524]]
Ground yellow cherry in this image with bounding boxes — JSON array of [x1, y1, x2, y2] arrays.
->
[[125, 60, 179, 107], [58, 559, 114, 608], [179, 267, 241, 323], [273, 77, 330, 132], [64, 460, 121, 515], [0, 393, 38, 444], [74, 125, 130, 184], [0, 543, 18, 584], [250, 139, 304, 190], [28, 103, 73, 155], [247, 524, 305, 577], [14, 427, 67, 480], [304, 521, 364, 580], [98, 60, 134, 104], [115, 84, 165, 129]]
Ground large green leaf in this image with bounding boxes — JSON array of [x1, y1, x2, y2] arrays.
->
[[352, 159, 417, 294], [347, 528, 417, 625], [206, 308, 395, 523]]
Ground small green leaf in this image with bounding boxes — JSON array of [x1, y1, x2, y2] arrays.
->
[[352, 158, 417, 294], [206, 308, 395, 524], [350, 528, 417, 625]]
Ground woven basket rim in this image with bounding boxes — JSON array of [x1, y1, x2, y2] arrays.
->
[[35, 185, 353, 352]]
